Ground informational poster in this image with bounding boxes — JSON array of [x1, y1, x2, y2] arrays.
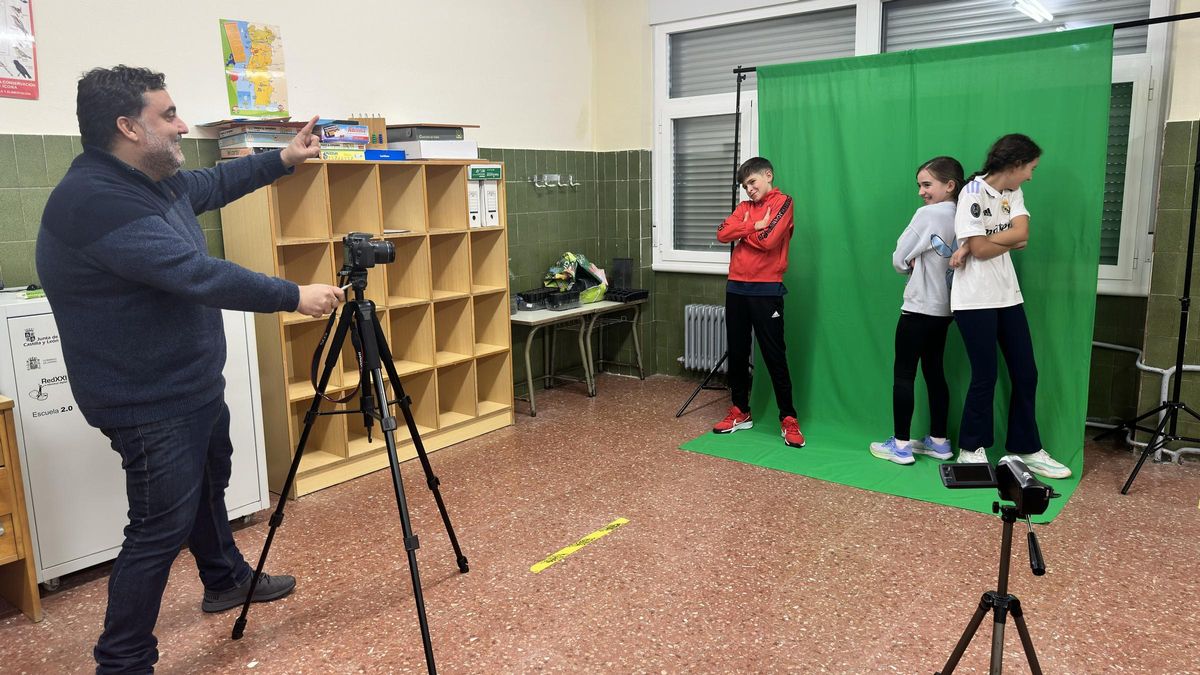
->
[[0, 0, 37, 100], [219, 18, 289, 118]]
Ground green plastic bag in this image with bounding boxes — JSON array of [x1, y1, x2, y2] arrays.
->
[[543, 252, 607, 303]]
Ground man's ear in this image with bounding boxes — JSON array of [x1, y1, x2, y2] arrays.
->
[[764, 169, 774, 183], [115, 116, 140, 143]]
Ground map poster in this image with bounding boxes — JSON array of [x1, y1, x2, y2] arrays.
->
[[219, 18, 288, 118], [0, 0, 38, 100]]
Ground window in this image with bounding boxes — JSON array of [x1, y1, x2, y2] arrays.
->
[[653, 3, 858, 274], [651, 0, 1169, 295]]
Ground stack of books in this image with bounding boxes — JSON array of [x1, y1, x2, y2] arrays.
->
[[386, 124, 479, 159], [217, 121, 304, 159], [318, 122, 370, 161]]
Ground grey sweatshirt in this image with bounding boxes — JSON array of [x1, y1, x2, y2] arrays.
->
[[891, 201, 956, 317]]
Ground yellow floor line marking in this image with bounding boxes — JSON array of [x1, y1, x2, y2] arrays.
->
[[530, 517, 629, 573]]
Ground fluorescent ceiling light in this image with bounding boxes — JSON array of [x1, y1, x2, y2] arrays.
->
[[1013, 0, 1055, 23]]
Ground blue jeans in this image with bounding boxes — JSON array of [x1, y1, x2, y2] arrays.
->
[[94, 397, 252, 674]]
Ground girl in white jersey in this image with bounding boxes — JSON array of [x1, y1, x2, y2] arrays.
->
[[947, 134, 1071, 479], [870, 157, 963, 465]]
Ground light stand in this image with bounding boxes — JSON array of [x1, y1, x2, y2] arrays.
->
[[1096, 11, 1200, 494]]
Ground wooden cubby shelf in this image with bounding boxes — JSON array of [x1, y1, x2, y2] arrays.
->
[[274, 163, 331, 243], [470, 229, 508, 294], [476, 352, 513, 417], [437, 361, 477, 428], [429, 232, 471, 300], [327, 163, 383, 236], [222, 159, 512, 498], [473, 292, 510, 357], [380, 164, 427, 234], [426, 164, 468, 232]]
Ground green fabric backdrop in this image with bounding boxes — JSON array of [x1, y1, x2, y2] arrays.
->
[[682, 28, 1113, 522]]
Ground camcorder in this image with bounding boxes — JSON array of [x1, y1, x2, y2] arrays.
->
[[342, 232, 395, 270], [940, 456, 1056, 517]]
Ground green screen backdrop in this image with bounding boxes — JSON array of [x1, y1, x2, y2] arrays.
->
[[682, 28, 1113, 522]]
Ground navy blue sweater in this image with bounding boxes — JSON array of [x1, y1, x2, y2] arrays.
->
[[36, 147, 300, 429]]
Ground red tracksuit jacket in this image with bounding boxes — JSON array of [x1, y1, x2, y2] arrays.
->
[[716, 188, 795, 283]]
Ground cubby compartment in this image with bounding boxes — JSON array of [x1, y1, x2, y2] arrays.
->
[[436, 361, 477, 428], [277, 242, 336, 323], [290, 397, 348, 473], [473, 292, 509, 357], [285, 320, 341, 400], [398, 369, 438, 438], [426, 164, 468, 231], [385, 235, 431, 305], [386, 304, 436, 376], [333, 242, 387, 308], [380, 164, 427, 234], [429, 233, 470, 299], [475, 352, 513, 416], [470, 228, 508, 294], [274, 163, 331, 242], [433, 298, 473, 365], [327, 163, 382, 236]]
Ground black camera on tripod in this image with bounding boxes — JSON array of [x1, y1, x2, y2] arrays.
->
[[940, 456, 1055, 517], [342, 232, 395, 270]]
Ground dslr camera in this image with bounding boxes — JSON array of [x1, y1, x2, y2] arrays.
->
[[941, 456, 1055, 516], [342, 232, 396, 270]]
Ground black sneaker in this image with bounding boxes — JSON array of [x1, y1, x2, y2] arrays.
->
[[202, 572, 296, 613]]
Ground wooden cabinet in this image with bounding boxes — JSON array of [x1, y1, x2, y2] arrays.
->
[[222, 160, 513, 497], [0, 397, 41, 621]]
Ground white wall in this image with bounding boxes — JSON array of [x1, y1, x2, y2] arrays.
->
[[1166, 0, 1199, 121], [590, 0, 653, 150], [0, 0, 596, 149]]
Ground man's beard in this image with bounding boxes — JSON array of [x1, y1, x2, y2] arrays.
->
[[143, 129, 184, 179]]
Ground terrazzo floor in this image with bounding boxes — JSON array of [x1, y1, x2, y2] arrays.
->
[[1, 374, 1197, 674]]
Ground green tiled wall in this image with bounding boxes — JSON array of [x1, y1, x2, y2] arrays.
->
[[1135, 120, 1199, 444], [0, 134, 223, 290]]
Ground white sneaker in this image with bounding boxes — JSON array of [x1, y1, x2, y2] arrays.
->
[[956, 447, 989, 464], [1015, 449, 1072, 479]]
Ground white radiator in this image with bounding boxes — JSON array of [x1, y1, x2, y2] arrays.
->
[[679, 304, 728, 373]]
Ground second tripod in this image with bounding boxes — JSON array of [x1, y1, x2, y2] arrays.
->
[[232, 255, 469, 675]]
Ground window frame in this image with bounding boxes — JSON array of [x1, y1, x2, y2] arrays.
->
[[650, 0, 1171, 297]]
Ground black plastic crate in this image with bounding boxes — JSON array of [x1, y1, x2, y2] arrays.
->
[[516, 287, 554, 311], [607, 288, 649, 302], [547, 290, 581, 311]]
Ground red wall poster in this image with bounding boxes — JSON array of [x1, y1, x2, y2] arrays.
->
[[0, 0, 37, 100]]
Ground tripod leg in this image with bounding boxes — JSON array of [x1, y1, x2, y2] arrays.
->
[[936, 593, 992, 675], [1093, 403, 1169, 441], [1121, 405, 1173, 495], [232, 307, 354, 640], [675, 351, 728, 418], [1008, 597, 1043, 675], [373, 317, 469, 573]]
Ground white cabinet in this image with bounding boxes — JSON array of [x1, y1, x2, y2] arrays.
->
[[0, 296, 270, 584]]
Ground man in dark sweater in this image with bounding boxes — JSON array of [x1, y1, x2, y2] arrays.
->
[[36, 65, 344, 674]]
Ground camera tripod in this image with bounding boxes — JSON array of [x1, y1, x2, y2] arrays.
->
[[231, 267, 469, 675], [937, 504, 1045, 675]]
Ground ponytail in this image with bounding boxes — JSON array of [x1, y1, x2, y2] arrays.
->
[[972, 133, 1042, 180]]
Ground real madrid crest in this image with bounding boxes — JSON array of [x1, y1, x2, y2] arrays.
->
[[1001, 198, 1011, 215]]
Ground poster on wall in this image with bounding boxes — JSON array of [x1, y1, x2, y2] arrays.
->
[[0, 0, 37, 100], [219, 18, 289, 118]]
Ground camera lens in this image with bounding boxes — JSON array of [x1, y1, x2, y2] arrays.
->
[[374, 240, 395, 265]]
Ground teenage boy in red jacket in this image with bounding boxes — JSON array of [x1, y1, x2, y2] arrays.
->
[[712, 157, 804, 448]]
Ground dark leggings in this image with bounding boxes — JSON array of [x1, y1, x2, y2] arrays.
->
[[893, 311, 953, 440], [726, 292, 797, 420], [954, 304, 1042, 454]]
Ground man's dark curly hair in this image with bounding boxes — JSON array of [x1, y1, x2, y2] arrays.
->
[[77, 65, 166, 149]]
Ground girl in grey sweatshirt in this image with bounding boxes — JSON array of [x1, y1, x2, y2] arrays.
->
[[869, 156, 964, 466]]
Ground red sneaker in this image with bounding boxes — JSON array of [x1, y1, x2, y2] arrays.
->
[[713, 406, 753, 434], [781, 416, 805, 448]]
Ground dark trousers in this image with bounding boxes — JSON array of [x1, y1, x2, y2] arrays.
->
[[94, 397, 251, 674], [726, 292, 796, 420], [954, 304, 1042, 454], [893, 311, 953, 440]]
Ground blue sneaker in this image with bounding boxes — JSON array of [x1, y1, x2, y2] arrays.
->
[[869, 437, 915, 465], [913, 435, 953, 460]]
